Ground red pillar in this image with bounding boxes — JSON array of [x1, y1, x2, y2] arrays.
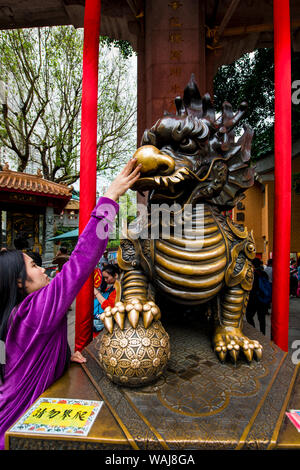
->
[[271, 0, 291, 351], [75, 0, 101, 351]]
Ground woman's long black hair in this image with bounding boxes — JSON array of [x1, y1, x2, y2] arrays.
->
[[100, 264, 120, 293], [0, 249, 28, 382]]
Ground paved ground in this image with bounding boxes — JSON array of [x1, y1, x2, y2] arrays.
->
[[67, 298, 300, 354], [264, 296, 300, 352]]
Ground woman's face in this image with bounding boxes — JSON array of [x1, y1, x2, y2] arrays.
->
[[102, 270, 117, 286], [23, 254, 50, 293]]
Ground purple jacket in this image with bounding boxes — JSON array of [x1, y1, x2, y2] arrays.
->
[[0, 197, 119, 450]]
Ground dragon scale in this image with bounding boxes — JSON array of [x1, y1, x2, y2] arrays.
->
[[153, 204, 227, 303]]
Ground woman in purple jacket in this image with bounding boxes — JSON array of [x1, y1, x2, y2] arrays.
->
[[0, 159, 141, 450]]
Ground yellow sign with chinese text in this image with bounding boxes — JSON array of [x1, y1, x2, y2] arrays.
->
[[24, 402, 94, 428]]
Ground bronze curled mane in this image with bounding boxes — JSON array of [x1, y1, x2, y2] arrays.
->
[[134, 74, 254, 211]]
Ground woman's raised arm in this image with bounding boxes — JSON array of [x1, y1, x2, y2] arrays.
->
[[23, 159, 141, 333]]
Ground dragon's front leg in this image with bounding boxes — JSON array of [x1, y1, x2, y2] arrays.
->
[[100, 233, 161, 333], [100, 269, 161, 333]]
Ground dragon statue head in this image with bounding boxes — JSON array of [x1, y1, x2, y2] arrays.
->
[[133, 74, 254, 210]]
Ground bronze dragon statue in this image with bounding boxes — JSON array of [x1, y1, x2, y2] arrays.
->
[[100, 76, 262, 371]]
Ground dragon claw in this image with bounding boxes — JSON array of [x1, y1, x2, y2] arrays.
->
[[102, 299, 161, 333], [213, 329, 263, 364]]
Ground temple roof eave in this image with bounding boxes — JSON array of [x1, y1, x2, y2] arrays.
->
[[0, 169, 73, 207]]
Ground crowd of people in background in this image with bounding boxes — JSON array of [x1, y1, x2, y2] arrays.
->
[[246, 257, 272, 335], [245, 256, 300, 336]]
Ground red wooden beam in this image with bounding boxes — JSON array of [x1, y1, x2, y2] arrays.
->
[[271, 0, 291, 351], [75, 0, 101, 352]]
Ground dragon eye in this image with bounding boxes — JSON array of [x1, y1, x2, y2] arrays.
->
[[179, 138, 197, 152]]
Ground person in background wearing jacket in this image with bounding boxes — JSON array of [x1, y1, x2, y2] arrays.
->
[[93, 264, 120, 335], [52, 246, 70, 272], [246, 257, 271, 335]]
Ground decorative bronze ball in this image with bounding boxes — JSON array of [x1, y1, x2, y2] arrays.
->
[[98, 318, 170, 387]]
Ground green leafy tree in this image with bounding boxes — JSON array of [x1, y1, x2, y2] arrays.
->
[[0, 28, 50, 172], [96, 45, 136, 175], [213, 48, 300, 160], [101, 37, 134, 59], [0, 27, 137, 184]]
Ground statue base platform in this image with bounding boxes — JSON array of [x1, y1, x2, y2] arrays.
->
[[6, 320, 300, 450]]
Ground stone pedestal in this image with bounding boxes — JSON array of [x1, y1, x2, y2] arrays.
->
[[6, 320, 300, 450]]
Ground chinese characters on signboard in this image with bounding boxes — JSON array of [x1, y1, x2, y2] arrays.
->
[[9, 398, 103, 437], [168, 1, 184, 111]]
